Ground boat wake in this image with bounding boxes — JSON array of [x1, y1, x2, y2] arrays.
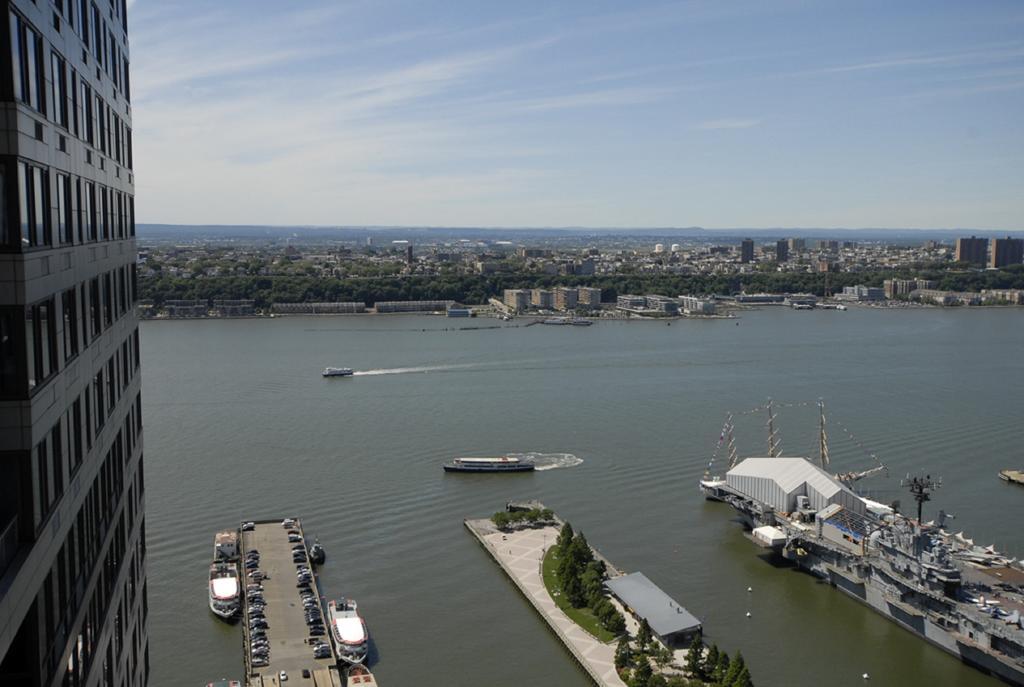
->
[[511, 452, 584, 471], [353, 363, 482, 376]]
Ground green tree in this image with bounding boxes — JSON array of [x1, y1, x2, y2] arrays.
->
[[637, 618, 652, 651], [653, 643, 673, 669], [556, 522, 574, 555], [562, 569, 586, 607], [732, 665, 753, 687], [582, 566, 605, 606], [684, 629, 704, 680], [723, 651, 745, 686], [647, 674, 668, 687], [713, 649, 731, 684], [491, 511, 510, 529], [614, 636, 633, 670], [705, 644, 720, 680], [629, 662, 653, 687], [605, 611, 626, 635]]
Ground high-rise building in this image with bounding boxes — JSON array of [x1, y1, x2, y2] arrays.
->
[[577, 287, 602, 308], [1, 2, 147, 686], [990, 237, 1024, 268], [788, 238, 805, 252], [775, 240, 789, 263], [955, 236, 988, 266], [531, 289, 554, 309], [740, 239, 754, 263]]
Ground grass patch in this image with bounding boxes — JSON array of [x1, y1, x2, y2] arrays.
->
[[542, 547, 615, 643]]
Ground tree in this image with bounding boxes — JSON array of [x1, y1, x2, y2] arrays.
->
[[732, 665, 753, 687], [562, 569, 586, 607], [491, 511, 510, 529], [582, 566, 605, 607], [705, 644, 720, 679], [723, 651, 745, 686], [556, 522, 574, 556], [605, 611, 626, 635], [653, 643, 673, 669], [629, 662, 653, 687], [636, 618, 652, 651], [647, 674, 669, 687], [614, 636, 633, 670], [713, 649, 731, 684], [684, 629, 704, 680]]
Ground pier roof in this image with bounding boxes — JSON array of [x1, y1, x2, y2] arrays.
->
[[605, 573, 700, 638]]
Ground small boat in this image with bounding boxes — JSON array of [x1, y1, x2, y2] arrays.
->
[[323, 367, 355, 377], [208, 562, 240, 620], [346, 665, 377, 685], [570, 319, 593, 326], [443, 456, 535, 473], [309, 538, 326, 565], [329, 598, 368, 665], [541, 318, 569, 325]]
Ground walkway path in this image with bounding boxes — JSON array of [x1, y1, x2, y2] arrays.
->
[[466, 521, 626, 687]]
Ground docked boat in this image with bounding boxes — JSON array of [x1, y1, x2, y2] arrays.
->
[[346, 665, 377, 685], [208, 562, 240, 620], [309, 538, 326, 565], [323, 367, 355, 377], [570, 319, 593, 326], [329, 598, 368, 665], [443, 456, 535, 473]]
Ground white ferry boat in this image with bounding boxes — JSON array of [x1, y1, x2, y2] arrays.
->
[[443, 456, 535, 473], [329, 598, 368, 665], [323, 367, 354, 377], [208, 563, 240, 620]]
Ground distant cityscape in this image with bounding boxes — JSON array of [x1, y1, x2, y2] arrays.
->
[[136, 229, 1024, 318]]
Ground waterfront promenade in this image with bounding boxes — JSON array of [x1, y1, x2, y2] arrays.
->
[[465, 519, 626, 687]]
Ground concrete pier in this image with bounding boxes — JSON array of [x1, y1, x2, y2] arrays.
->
[[465, 517, 627, 687], [240, 519, 343, 687]]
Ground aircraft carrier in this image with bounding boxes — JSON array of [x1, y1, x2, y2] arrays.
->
[[701, 401, 1024, 686]]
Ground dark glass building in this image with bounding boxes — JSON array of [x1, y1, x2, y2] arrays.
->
[[0, 1, 146, 686]]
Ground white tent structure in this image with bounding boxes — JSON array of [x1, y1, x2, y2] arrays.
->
[[726, 457, 867, 516]]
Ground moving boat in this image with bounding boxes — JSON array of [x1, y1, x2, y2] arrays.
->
[[208, 562, 240, 620], [329, 598, 368, 665], [443, 456, 535, 473], [323, 367, 355, 377]]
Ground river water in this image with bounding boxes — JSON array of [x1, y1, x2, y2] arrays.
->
[[141, 308, 1024, 686]]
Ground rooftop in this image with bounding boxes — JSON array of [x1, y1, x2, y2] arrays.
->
[[605, 573, 700, 638]]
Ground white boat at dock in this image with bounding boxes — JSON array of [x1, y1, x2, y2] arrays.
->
[[329, 598, 368, 665], [209, 562, 240, 620]]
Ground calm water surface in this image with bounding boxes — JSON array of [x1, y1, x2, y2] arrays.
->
[[141, 308, 1024, 686]]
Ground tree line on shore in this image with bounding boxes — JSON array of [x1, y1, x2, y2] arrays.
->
[[138, 265, 1024, 308]]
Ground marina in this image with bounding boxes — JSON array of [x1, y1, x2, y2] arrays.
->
[[146, 310, 1024, 686], [237, 519, 344, 687]]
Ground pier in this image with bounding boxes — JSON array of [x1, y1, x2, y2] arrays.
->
[[240, 519, 343, 687], [465, 513, 627, 687]]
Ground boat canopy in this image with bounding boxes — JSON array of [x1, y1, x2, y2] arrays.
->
[[334, 616, 366, 644], [210, 577, 238, 600]]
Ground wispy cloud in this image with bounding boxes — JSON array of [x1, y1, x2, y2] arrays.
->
[[695, 118, 761, 130]]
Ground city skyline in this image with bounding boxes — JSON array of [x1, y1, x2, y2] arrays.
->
[[131, 0, 1024, 229]]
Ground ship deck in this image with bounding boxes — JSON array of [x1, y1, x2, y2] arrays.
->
[[240, 520, 343, 687]]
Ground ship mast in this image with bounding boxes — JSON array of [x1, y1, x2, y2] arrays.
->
[[817, 399, 830, 469], [901, 474, 941, 525], [766, 398, 780, 457], [726, 414, 739, 469]]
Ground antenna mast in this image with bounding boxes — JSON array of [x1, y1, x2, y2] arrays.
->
[[818, 399, 830, 469], [901, 474, 941, 525]]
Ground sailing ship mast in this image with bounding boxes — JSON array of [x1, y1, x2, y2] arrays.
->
[[766, 398, 781, 457], [818, 399, 830, 469]]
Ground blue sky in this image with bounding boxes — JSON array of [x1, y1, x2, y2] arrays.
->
[[129, 1, 1024, 229]]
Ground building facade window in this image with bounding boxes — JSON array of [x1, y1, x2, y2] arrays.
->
[[10, 12, 46, 114]]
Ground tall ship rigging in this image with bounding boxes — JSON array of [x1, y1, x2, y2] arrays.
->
[[701, 400, 1024, 686]]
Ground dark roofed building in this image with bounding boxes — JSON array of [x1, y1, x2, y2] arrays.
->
[[605, 572, 702, 648]]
